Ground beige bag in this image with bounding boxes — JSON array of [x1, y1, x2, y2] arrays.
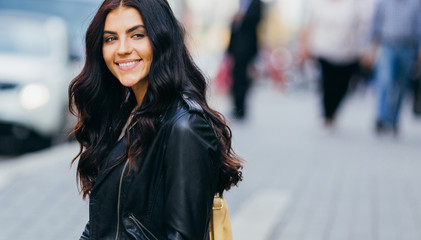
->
[[209, 195, 233, 240]]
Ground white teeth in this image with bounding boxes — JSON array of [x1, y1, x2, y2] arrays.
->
[[119, 61, 138, 67]]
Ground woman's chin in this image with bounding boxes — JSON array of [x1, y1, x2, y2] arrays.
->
[[117, 78, 137, 88], [117, 75, 148, 88]]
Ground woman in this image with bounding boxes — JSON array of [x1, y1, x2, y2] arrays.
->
[[300, 0, 366, 128], [68, 0, 243, 239]]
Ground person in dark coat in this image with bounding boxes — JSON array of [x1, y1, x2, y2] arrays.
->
[[227, 0, 262, 119], [68, 0, 244, 239]]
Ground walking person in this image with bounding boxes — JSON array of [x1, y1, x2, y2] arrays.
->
[[68, 0, 243, 239], [300, 0, 367, 128], [227, 0, 262, 119], [366, 0, 421, 135]]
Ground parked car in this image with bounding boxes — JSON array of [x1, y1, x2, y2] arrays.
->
[[0, 10, 74, 153], [0, 0, 101, 62], [0, 0, 100, 153]]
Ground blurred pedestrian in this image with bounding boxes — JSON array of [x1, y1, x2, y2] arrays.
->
[[227, 0, 262, 119], [365, 0, 421, 135], [68, 0, 243, 239], [300, 0, 367, 128]]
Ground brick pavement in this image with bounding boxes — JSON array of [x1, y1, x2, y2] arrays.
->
[[1, 83, 421, 240]]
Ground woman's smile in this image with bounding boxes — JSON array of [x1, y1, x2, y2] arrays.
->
[[115, 59, 142, 71]]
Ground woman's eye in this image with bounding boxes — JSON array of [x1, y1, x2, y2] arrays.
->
[[104, 36, 116, 43], [133, 33, 145, 39]]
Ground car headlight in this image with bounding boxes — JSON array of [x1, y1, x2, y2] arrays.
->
[[19, 83, 50, 110]]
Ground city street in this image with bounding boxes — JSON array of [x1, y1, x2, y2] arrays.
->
[[1, 82, 421, 240]]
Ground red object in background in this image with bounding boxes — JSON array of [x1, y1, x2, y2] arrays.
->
[[260, 47, 291, 89], [215, 54, 234, 93]]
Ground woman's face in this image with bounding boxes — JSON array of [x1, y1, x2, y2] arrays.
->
[[102, 6, 153, 91]]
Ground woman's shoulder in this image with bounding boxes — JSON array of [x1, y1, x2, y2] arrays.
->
[[162, 95, 217, 139]]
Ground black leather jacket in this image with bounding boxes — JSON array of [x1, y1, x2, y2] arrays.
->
[[80, 97, 220, 240]]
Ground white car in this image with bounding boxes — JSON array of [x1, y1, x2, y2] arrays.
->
[[0, 11, 74, 153]]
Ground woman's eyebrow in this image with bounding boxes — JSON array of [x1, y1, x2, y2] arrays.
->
[[103, 30, 116, 35], [103, 25, 145, 35], [127, 25, 145, 33]]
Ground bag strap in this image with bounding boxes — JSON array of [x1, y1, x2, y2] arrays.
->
[[210, 210, 215, 240], [210, 194, 223, 240]]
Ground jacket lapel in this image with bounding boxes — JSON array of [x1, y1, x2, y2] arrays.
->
[[92, 139, 126, 191]]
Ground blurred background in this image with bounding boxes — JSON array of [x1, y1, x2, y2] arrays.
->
[[1, 0, 421, 239]]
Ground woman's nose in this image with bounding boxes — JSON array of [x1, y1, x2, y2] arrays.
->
[[117, 39, 132, 55]]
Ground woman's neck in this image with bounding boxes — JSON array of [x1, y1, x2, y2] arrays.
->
[[131, 79, 149, 107]]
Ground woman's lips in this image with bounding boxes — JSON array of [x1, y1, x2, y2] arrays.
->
[[115, 60, 141, 71]]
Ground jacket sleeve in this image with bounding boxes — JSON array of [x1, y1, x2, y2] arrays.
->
[[79, 221, 90, 240], [163, 113, 219, 239]]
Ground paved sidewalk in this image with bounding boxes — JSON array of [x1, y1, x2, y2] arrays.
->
[[0, 143, 88, 240], [221, 83, 421, 240], [1, 83, 421, 240]]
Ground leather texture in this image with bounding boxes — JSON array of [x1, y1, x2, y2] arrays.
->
[[80, 222, 90, 240], [80, 96, 220, 240]]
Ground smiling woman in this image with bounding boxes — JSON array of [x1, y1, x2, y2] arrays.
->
[[68, 0, 243, 239], [102, 6, 153, 105]]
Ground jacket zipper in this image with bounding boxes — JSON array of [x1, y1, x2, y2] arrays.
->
[[129, 214, 158, 240], [115, 160, 129, 240]]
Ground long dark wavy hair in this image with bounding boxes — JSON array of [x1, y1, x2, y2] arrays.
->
[[69, 0, 243, 198]]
